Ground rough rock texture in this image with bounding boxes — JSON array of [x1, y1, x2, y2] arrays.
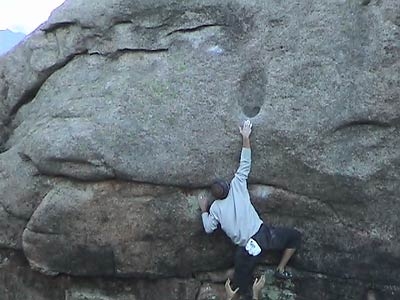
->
[[23, 182, 234, 277], [0, 250, 201, 300], [0, 0, 399, 299]]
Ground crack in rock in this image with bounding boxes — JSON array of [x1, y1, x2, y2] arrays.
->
[[41, 21, 78, 32], [0, 201, 29, 222], [333, 119, 392, 133], [24, 228, 62, 236], [166, 23, 227, 36], [8, 49, 89, 117], [88, 47, 169, 58]]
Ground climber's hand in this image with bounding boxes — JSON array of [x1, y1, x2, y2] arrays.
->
[[225, 278, 239, 300], [198, 195, 208, 213]]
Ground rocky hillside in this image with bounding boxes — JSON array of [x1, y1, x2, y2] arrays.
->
[[0, 0, 399, 299]]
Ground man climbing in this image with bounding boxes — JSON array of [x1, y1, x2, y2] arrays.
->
[[198, 120, 301, 300]]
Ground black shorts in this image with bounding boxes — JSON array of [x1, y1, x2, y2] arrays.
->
[[233, 224, 301, 299], [256, 224, 302, 250]]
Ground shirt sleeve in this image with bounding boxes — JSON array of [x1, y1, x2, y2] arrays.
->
[[201, 210, 219, 234], [233, 148, 251, 183]]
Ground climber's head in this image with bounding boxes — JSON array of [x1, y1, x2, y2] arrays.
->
[[210, 179, 230, 200]]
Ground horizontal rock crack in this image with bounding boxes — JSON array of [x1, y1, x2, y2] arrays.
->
[[24, 227, 62, 236], [333, 119, 392, 132], [166, 23, 227, 36], [89, 48, 169, 58], [41, 21, 78, 32]]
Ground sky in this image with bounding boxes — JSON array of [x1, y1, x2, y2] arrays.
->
[[0, 0, 65, 34]]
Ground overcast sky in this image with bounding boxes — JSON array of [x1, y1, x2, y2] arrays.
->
[[0, 0, 65, 34]]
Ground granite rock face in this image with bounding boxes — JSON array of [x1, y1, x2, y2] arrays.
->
[[23, 182, 234, 277], [0, 0, 399, 299], [0, 250, 200, 300]]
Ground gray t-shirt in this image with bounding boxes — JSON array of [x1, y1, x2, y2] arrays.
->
[[201, 148, 263, 246]]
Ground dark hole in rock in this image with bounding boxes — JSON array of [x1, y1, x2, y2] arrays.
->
[[243, 105, 261, 118]]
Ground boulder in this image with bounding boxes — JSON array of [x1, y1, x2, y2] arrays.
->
[[23, 181, 234, 276], [0, 249, 201, 300], [0, 0, 399, 299], [0, 148, 52, 249]]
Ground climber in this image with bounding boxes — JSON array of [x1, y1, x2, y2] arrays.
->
[[198, 120, 301, 300]]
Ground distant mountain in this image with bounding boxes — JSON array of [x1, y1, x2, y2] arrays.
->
[[0, 29, 25, 56]]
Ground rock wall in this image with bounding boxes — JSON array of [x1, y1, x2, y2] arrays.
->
[[0, 0, 399, 299]]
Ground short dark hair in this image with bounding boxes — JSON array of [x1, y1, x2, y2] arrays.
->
[[211, 179, 229, 199]]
